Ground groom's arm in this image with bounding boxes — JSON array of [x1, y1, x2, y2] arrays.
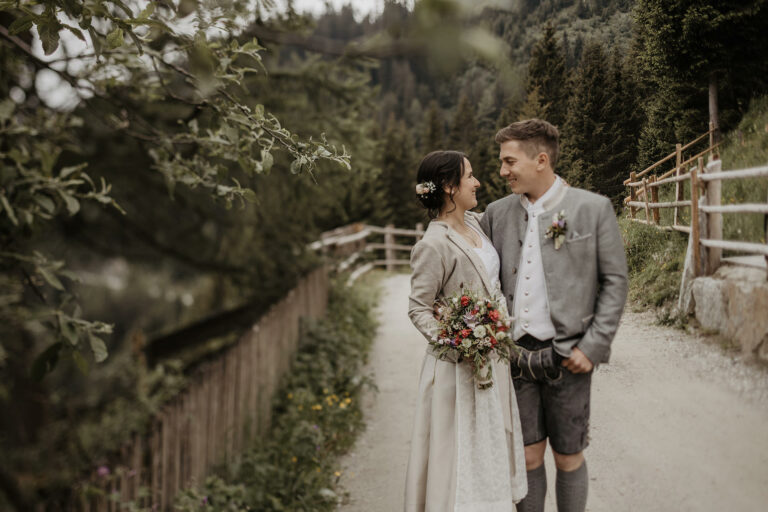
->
[[576, 199, 629, 365]]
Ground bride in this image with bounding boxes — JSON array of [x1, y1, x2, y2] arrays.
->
[[404, 150, 527, 511]]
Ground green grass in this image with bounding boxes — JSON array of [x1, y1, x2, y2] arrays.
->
[[719, 95, 768, 246], [619, 216, 688, 323]]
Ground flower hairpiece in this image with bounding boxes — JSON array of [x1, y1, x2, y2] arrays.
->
[[415, 181, 437, 197]]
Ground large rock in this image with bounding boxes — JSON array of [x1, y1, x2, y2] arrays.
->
[[691, 265, 768, 362], [692, 277, 725, 332]]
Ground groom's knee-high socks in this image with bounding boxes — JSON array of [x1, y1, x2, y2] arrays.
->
[[555, 461, 588, 512], [516, 464, 546, 512]]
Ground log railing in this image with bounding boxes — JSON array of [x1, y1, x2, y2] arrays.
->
[[311, 222, 425, 284], [623, 125, 768, 276]]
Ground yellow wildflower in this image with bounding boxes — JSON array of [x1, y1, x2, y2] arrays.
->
[[339, 402, 347, 409], [287, 393, 293, 400], [312, 404, 323, 411], [291, 456, 297, 463], [334, 471, 342, 477]]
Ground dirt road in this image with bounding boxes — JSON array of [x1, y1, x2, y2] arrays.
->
[[337, 274, 768, 511]]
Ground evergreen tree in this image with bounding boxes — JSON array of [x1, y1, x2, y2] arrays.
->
[[423, 100, 445, 152], [381, 115, 422, 227], [633, 0, 768, 162], [526, 23, 569, 129], [560, 41, 640, 207], [448, 93, 479, 153]]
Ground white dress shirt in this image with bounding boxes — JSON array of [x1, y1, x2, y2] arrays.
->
[[512, 177, 564, 341]]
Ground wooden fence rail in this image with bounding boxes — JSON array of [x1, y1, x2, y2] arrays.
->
[[78, 269, 329, 511], [314, 222, 425, 283], [623, 125, 768, 277]]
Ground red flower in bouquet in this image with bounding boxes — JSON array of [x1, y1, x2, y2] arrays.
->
[[460, 295, 470, 307]]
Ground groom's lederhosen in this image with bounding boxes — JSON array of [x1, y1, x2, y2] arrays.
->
[[510, 334, 592, 455]]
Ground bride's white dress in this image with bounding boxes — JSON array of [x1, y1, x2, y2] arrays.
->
[[404, 225, 527, 512]]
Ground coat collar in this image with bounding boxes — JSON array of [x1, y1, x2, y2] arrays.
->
[[428, 212, 495, 296], [519, 176, 568, 213]]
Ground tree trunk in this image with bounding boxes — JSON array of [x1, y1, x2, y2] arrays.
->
[[709, 72, 721, 143]]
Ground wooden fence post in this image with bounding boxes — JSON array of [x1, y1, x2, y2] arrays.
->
[[703, 159, 722, 274], [691, 159, 702, 276], [650, 176, 660, 224], [674, 143, 683, 226], [629, 171, 637, 219], [385, 223, 395, 271], [642, 178, 651, 223]]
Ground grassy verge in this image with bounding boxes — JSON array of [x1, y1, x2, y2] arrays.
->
[[619, 216, 688, 324], [114, 275, 380, 511]]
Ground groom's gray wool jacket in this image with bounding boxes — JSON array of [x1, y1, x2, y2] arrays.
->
[[480, 185, 628, 365]]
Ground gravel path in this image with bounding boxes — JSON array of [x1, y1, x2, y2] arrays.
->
[[337, 274, 768, 511]]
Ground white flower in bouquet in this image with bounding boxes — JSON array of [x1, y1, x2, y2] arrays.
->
[[472, 325, 487, 338]]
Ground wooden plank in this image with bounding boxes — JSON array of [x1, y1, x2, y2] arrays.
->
[[704, 160, 723, 275], [650, 176, 660, 224], [699, 204, 768, 214], [373, 259, 411, 266], [642, 178, 651, 223], [366, 225, 425, 237], [626, 200, 692, 209], [700, 239, 768, 256], [365, 243, 414, 252], [628, 171, 637, 218], [698, 165, 768, 182], [348, 262, 375, 285], [674, 143, 683, 227], [385, 224, 395, 271], [691, 160, 702, 276]]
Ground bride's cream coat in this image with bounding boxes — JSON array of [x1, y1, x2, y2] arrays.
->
[[405, 211, 527, 512]]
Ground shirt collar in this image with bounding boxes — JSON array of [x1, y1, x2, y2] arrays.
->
[[520, 176, 563, 212]]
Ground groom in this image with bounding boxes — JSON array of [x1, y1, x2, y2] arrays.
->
[[480, 119, 628, 512]]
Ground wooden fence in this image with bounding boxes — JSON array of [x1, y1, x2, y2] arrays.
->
[[78, 268, 329, 511], [310, 222, 425, 283], [623, 125, 768, 276]]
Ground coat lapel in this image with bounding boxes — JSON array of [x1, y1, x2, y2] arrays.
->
[[446, 231, 495, 296]]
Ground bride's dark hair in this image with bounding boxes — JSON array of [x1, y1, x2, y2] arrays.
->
[[415, 150, 466, 219]]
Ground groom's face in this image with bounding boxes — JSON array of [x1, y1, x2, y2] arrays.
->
[[498, 140, 544, 196]]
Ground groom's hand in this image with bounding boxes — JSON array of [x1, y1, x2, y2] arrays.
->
[[562, 347, 594, 373]]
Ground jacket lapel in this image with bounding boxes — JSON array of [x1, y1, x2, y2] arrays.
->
[[446, 231, 495, 296]]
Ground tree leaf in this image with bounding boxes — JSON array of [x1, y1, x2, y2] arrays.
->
[[57, 190, 80, 215], [261, 150, 273, 172], [89, 333, 108, 363], [38, 266, 65, 290], [0, 98, 15, 121], [31, 342, 63, 381], [0, 193, 18, 226], [8, 15, 34, 35], [59, 313, 78, 345], [242, 189, 257, 203], [106, 27, 124, 49], [35, 194, 56, 214], [39, 21, 62, 55], [72, 350, 89, 375]]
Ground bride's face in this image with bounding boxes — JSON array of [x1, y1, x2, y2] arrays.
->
[[444, 158, 480, 212]]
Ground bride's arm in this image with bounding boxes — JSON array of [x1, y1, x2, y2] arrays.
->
[[408, 240, 445, 342]]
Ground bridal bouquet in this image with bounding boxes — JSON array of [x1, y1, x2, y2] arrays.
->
[[430, 288, 517, 389]]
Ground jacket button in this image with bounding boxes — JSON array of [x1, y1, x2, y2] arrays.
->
[[524, 212, 529, 221], [518, 240, 523, 246], [512, 267, 517, 274], [508, 294, 514, 301]]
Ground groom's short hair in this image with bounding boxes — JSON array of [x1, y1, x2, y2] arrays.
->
[[495, 119, 559, 168]]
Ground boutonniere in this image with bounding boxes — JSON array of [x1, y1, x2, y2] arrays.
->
[[545, 210, 567, 250]]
